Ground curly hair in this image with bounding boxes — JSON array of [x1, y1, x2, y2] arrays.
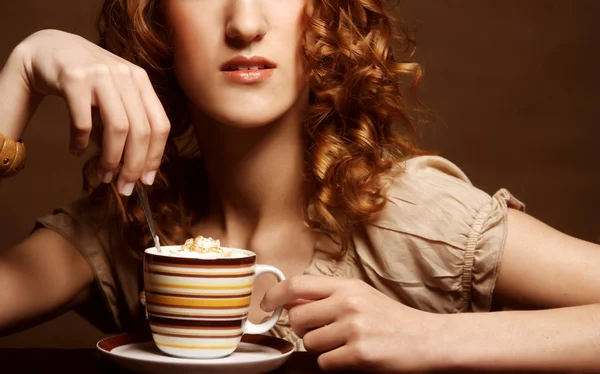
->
[[85, 0, 427, 258]]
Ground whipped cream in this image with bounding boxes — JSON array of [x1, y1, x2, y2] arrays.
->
[[168, 235, 235, 258]]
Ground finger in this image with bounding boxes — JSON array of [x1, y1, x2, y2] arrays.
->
[[317, 344, 362, 372], [93, 67, 129, 183], [261, 275, 345, 313], [132, 67, 170, 185], [283, 298, 314, 309], [111, 64, 151, 195], [63, 83, 92, 156], [287, 298, 338, 337], [303, 322, 346, 354]]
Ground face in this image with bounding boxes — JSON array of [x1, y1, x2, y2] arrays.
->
[[163, 0, 308, 128]]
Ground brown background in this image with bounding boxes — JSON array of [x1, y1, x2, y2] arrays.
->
[[1, 0, 599, 348]]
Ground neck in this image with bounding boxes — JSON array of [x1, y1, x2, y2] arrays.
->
[[190, 93, 310, 252]]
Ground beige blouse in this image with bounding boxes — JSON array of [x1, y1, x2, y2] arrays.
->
[[35, 155, 524, 349]]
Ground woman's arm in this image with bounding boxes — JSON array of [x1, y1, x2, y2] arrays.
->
[[260, 208, 600, 372], [441, 209, 600, 371], [0, 228, 94, 335], [443, 304, 600, 371]]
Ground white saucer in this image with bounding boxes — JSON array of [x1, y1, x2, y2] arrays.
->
[[97, 333, 295, 374]]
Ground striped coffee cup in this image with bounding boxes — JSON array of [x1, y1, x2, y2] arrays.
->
[[143, 246, 285, 359]]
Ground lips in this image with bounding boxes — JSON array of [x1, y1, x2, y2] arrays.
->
[[220, 56, 277, 84], [220, 56, 277, 72]]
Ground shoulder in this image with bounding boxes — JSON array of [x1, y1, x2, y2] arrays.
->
[[387, 155, 488, 209], [369, 155, 523, 247], [349, 155, 524, 312], [36, 196, 115, 246]]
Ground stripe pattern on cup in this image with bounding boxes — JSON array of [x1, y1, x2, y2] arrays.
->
[[144, 253, 256, 358]]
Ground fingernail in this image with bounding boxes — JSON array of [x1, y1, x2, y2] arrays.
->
[[260, 299, 268, 311], [142, 170, 156, 185], [120, 182, 135, 196], [103, 172, 114, 184]]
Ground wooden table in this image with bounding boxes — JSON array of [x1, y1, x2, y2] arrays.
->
[[0, 348, 365, 373], [0, 348, 579, 373]]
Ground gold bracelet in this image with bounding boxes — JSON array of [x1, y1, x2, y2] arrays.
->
[[0, 131, 27, 179]]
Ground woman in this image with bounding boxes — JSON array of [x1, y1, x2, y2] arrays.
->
[[1, 0, 599, 372]]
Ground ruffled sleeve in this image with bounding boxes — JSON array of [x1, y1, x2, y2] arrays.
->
[[349, 155, 525, 313]]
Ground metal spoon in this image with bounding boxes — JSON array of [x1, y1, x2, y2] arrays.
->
[[135, 181, 162, 253]]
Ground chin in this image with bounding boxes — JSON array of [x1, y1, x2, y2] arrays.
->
[[198, 94, 305, 129], [212, 112, 284, 128]]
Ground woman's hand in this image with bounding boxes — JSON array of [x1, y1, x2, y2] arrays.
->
[[261, 275, 446, 373], [11, 29, 170, 194]]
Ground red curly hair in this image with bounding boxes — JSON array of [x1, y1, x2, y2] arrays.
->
[[85, 0, 427, 258]]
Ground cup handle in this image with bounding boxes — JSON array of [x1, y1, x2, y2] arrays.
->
[[243, 264, 286, 335]]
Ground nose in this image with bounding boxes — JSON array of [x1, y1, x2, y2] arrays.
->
[[225, 0, 268, 44]]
